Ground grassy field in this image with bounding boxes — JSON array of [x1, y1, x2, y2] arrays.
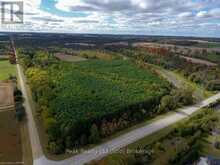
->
[[0, 59, 16, 80]]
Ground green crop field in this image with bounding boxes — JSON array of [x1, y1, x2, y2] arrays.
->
[[0, 59, 16, 80]]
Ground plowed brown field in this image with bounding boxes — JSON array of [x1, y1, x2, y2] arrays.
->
[[0, 83, 14, 109]]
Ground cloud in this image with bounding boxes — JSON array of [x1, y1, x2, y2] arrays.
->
[[210, 8, 220, 17], [178, 12, 193, 18], [31, 16, 64, 23], [197, 11, 210, 18], [196, 8, 220, 18], [0, 0, 219, 37], [55, 0, 200, 13]]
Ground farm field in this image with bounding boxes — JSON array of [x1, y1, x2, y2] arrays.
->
[[0, 59, 16, 80], [0, 82, 22, 164], [0, 83, 14, 108], [0, 111, 22, 163]]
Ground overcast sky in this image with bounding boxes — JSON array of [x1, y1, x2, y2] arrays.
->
[[0, 0, 220, 37]]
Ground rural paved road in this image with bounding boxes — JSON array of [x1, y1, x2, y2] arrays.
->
[[12, 39, 220, 165]]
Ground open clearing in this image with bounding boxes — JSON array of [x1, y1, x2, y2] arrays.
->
[[55, 53, 87, 62], [0, 60, 16, 80], [0, 83, 14, 108]]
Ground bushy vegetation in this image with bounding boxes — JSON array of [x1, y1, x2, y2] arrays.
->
[[14, 88, 26, 121], [158, 87, 194, 113]]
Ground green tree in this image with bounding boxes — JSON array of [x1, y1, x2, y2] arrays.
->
[[33, 51, 51, 68], [172, 87, 194, 106], [159, 95, 176, 112], [15, 105, 26, 121], [25, 67, 50, 101]]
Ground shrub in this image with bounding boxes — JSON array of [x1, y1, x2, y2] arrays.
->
[[47, 141, 64, 154]]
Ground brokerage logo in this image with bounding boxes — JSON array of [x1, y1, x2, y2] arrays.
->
[[1, 1, 23, 24]]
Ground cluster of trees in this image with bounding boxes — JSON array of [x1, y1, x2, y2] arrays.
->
[[14, 87, 25, 121], [158, 87, 194, 113], [8, 76, 26, 121], [168, 109, 218, 164], [9, 52, 16, 64]]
